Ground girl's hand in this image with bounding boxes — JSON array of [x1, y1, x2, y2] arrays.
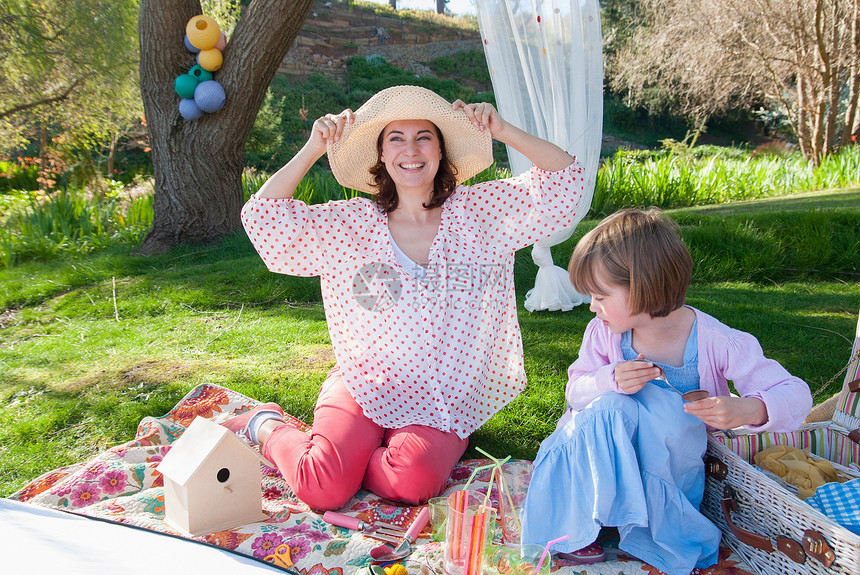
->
[[684, 396, 768, 429], [308, 109, 354, 156], [614, 354, 662, 395], [452, 100, 507, 137]]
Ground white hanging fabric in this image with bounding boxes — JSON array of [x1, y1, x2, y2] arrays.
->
[[474, 0, 603, 311]]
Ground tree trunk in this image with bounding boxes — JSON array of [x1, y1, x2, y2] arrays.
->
[[839, 0, 860, 147], [137, 0, 314, 254], [821, 1, 841, 158], [436, 0, 446, 14], [39, 123, 49, 191], [107, 130, 119, 179], [389, 0, 397, 10]]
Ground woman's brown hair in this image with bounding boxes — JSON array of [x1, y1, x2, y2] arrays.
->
[[567, 208, 692, 318], [368, 123, 458, 213]]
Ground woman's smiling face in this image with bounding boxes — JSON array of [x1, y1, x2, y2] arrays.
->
[[379, 119, 442, 195]]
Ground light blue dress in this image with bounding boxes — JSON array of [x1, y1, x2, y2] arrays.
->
[[521, 321, 722, 575]]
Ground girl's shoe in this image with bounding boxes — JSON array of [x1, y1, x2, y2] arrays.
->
[[222, 403, 284, 442], [557, 540, 606, 564]]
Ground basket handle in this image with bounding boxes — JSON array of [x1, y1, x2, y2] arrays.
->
[[845, 375, 860, 444], [720, 485, 807, 564]]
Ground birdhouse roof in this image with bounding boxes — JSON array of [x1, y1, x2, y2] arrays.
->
[[157, 416, 269, 487]]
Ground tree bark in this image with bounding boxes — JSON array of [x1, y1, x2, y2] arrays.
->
[[137, 0, 314, 254], [796, 72, 812, 159], [821, 1, 840, 160], [39, 123, 49, 191], [840, 0, 860, 146], [107, 130, 118, 179]]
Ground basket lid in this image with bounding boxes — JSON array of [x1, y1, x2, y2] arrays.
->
[[832, 309, 860, 429]]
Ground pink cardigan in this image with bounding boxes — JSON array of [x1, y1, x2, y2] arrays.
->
[[562, 306, 812, 433]]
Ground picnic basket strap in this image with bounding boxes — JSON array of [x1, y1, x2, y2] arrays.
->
[[802, 530, 838, 567], [720, 485, 807, 564]]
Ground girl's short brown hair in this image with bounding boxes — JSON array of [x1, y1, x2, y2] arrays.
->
[[368, 123, 458, 213], [568, 208, 692, 317]]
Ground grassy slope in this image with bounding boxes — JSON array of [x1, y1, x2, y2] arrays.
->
[[1, 188, 858, 496], [676, 187, 860, 216]]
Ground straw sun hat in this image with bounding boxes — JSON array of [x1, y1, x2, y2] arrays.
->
[[328, 85, 493, 195]]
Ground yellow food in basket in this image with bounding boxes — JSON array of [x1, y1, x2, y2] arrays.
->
[[753, 445, 845, 499]]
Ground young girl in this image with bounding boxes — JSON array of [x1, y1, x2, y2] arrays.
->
[[520, 208, 812, 575]]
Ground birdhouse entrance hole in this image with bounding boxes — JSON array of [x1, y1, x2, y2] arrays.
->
[[217, 468, 230, 482]]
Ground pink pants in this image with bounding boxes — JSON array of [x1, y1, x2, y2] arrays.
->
[[261, 372, 469, 510]]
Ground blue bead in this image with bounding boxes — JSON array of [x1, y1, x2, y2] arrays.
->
[[179, 98, 204, 121]]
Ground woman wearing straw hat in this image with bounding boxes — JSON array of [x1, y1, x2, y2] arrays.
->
[[233, 85, 585, 510]]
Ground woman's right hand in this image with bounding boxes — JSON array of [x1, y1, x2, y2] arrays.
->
[[254, 109, 354, 199], [308, 110, 355, 156]]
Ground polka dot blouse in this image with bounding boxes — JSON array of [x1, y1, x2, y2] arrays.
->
[[241, 161, 584, 438]]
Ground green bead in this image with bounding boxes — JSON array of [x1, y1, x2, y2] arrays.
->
[[189, 64, 213, 83], [174, 74, 198, 99]]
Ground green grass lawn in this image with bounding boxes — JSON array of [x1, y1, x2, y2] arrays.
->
[[677, 186, 860, 216], [1, 188, 858, 497]]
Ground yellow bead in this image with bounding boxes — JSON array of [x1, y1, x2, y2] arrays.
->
[[186, 15, 221, 51], [384, 565, 408, 575], [197, 48, 223, 72]]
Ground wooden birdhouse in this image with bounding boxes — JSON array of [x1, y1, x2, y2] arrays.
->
[[157, 416, 269, 536]]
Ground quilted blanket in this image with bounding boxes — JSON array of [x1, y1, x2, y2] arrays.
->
[[10, 383, 752, 574]]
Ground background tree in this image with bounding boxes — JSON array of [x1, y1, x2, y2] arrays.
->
[[137, 0, 314, 254], [201, 0, 242, 36], [0, 0, 140, 186], [599, 0, 640, 75], [611, 0, 860, 163]]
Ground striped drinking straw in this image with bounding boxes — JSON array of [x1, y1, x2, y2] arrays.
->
[[464, 504, 495, 575], [448, 490, 468, 563], [473, 447, 521, 546]]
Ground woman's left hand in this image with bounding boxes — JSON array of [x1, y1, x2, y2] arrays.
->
[[452, 100, 507, 137], [684, 395, 768, 429], [453, 99, 571, 170]]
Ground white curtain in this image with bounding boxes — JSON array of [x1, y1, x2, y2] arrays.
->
[[475, 0, 603, 311]]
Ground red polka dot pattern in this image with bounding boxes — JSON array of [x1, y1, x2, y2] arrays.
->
[[241, 161, 586, 438]]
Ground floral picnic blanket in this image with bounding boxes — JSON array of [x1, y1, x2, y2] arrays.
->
[[10, 383, 752, 574]]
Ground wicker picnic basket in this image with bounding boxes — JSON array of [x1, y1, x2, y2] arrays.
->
[[701, 310, 860, 575]]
